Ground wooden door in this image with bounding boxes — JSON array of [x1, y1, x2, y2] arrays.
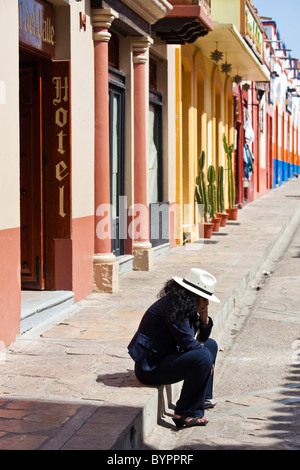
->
[[20, 63, 44, 289], [20, 59, 71, 291]]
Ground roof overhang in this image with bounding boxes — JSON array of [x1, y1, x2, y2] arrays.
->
[[152, 5, 214, 44], [91, 0, 173, 37], [197, 22, 270, 82], [121, 0, 173, 25]]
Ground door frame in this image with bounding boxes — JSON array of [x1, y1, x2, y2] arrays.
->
[[19, 57, 45, 289], [108, 66, 126, 257], [149, 89, 167, 248]]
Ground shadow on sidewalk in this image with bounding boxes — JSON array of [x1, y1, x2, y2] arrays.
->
[[181, 340, 300, 450], [140, 337, 300, 451], [96, 370, 138, 387]]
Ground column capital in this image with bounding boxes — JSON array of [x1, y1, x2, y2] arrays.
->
[[92, 8, 119, 42], [132, 36, 153, 64]]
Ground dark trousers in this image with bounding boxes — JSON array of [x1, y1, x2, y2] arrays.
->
[[135, 338, 218, 418]]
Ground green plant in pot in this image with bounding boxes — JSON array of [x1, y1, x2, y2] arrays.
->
[[207, 164, 221, 232], [216, 165, 228, 227], [195, 151, 213, 239], [222, 133, 238, 220]]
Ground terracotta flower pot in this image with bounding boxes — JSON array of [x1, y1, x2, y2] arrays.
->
[[199, 223, 214, 239], [211, 217, 221, 232], [226, 207, 238, 221], [216, 212, 229, 227]]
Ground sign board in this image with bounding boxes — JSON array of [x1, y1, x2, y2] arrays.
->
[[19, 0, 55, 57], [43, 60, 71, 289], [44, 60, 71, 237], [244, 3, 263, 62]]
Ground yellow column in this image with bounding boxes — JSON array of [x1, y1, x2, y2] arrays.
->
[[175, 46, 183, 245]]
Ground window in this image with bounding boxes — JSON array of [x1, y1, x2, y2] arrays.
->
[[149, 91, 163, 203], [109, 67, 126, 256]]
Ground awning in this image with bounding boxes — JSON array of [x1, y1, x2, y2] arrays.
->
[[152, 5, 214, 45], [196, 22, 270, 82]]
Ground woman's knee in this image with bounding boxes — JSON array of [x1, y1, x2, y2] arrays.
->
[[192, 347, 214, 372], [204, 338, 218, 360]]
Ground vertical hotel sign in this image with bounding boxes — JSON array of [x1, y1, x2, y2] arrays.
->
[[19, 0, 55, 57], [53, 70, 70, 221], [44, 60, 71, 243]]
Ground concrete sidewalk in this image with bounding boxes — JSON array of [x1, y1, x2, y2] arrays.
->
[[0, 178, 300, 450]]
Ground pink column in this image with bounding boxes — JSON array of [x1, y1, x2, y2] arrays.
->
[[134, 48, 148, 239], [132, 38, 153, 270], [93, 11, 114, 254], [92, 9, 119, 292]]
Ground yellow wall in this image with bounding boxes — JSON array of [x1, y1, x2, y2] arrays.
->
[[175, 41, 234, 243], [212, 0, 241, 30]]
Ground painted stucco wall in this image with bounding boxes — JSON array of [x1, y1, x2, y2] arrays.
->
[[0, 0, 21, 347]]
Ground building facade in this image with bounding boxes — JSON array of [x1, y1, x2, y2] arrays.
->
[[0, 0, 177, 348], [1, 0, 96, 347], [1, 0, 300, 350], [262, 19, 300, 187], [173, 0, 270, 243]]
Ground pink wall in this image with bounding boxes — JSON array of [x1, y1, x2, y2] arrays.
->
[[0, 227, 21, 347], [72, 216, 94, 303]]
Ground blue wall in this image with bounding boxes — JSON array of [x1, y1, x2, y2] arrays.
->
[[273, 158, 300, 187]]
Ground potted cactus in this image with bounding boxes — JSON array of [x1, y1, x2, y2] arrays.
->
[[207, 164, 221, 232], [223, 133, 238, 220], [216, 165, 228, 227], [195, 151, 213, 239]]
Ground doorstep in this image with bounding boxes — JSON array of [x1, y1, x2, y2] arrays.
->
[[20, 290, 74, 334]]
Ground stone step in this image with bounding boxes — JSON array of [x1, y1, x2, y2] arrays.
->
[[20, 291, 74, 334]]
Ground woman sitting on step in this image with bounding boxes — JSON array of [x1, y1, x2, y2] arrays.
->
[[127, 268, 219, 429]]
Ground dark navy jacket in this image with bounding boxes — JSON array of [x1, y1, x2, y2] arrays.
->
[[127, 296, 213, 371]]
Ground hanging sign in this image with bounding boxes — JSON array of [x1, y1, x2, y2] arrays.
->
[[19, 0, 55, 57]]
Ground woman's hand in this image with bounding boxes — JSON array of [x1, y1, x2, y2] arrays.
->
[[197, 299, 209, 327], [199, 308, 209, 327]]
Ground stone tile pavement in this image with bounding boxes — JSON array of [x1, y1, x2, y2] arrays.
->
[[0, 179, 300, 450]]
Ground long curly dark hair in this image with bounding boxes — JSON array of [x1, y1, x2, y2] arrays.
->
[[158, 279, 199, 324]]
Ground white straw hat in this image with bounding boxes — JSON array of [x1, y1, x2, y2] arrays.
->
[[173, 268, 220, 303]]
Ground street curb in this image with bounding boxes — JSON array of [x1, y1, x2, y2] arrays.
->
[[212, 205, 300, 341]]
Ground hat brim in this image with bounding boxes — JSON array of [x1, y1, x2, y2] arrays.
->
[[173, 277, 220, 303]]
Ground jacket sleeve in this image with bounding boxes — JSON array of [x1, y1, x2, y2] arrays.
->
[[127, 331, 164, 371], [167, 318, 205, 352], [195, 317, 213, 344]]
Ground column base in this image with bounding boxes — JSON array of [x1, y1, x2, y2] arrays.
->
[[133, 241, 153, 271], [93, 253, 119, 293]]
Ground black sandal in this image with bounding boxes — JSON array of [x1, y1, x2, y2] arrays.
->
[[204, 399, 216, 409], [172, 416, 209, 430]]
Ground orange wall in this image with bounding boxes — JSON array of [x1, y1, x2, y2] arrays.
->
[[72, 216, 94, 303], [0, 227, 21, 347]]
